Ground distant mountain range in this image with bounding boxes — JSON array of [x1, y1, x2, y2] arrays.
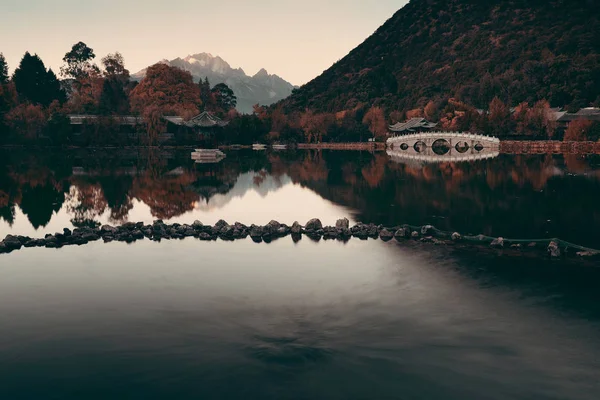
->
[[132, 53, 296, 113], [280, 0, 600, 114]]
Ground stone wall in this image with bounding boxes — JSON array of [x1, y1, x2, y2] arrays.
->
[[500, 141, 600, 154]]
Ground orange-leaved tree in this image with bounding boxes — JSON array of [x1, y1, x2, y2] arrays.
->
[[564, 120, 593, 142], [129, 64, 202, 143], [362, 106, 388, 140]]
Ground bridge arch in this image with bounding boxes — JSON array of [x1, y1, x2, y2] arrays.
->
[[432, 139, 451, 155]]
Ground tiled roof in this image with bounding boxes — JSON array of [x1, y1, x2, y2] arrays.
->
[[389, 118, 437, 132], [68, 115, 144, 125], [164, 112, 229, 128]]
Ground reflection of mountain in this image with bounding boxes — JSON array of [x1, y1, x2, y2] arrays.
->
[[193, 172, 291, 211]]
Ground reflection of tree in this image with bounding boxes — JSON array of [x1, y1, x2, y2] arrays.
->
[[66, 185, 107, 227], [131, 172, 198, 220], [20, 184, 65, 229], [98, 176, 133, 223], [361, 154, 387, 188]]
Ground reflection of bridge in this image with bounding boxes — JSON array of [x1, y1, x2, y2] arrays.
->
[[386, 132, 500, 164]]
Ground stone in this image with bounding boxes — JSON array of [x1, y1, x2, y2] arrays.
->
[[291, 221, 302, 234], [251, 235, 263, 243], [45, 242, 58, 248], [367, 224, 379, 238], [234, 222, 247, 232], [411, 231, 420, 239], [451, 232, 462, 241], [267, 220, 281, 230], [511, 244, 522, 249], [17, 236, 32, 245], [45, 235, 58, 244], [192, 220, 203, 229], [81, 233, 100, 242], [215, 219, 229, 230], [395, 228, 409, 240], [101, 225, 118, 235], [548, 241, 561, 258], [276, 226, 289, 237], [220, 225, 235, 239], [63, 228, 72, 237], [122, 222, 136, 231], [335, 218, 350, 230], [198, 232, 212, 241], [490, 237, 505, 248], [305, 218, 323, 231], [249, 226, 263, 239], [379, 229, 394, 242], [0, 242, 6, 253], [421, 225, 435, 236]]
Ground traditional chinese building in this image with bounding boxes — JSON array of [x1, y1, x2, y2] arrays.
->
[[164, 112, 229, 146], [389, 118, 438, 135]]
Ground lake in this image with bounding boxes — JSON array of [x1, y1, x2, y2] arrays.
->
[[1, 148, 599, 399]]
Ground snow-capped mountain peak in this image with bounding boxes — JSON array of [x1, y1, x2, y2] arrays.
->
[[132, 53, 296, 114]]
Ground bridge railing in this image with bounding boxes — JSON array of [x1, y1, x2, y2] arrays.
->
[[387, 131, 500, 144]]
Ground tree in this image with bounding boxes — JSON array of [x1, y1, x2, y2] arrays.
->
[[130, 64, 201, 143], [12, 53, 66, 106], [0, 53, 8, 84], [101, 52, 129, 82], [5, 103, 47, 140], [424, 100, 438, 121], [487, 97, 512, 136], [61, 42, 99, 80], [130, 63, 201, 116], [564, 120, 593, 141], [99, 78, 130, 115], [362, 106, 388, 140], [98, 52, 130, 114], [198, 77, 213, 109], [211, 83, 237, 111]]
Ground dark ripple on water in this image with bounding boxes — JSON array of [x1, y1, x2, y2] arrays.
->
[[245, 334, 335, 369]]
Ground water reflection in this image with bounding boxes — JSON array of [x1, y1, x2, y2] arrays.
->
[[1, 149, 600, 247]]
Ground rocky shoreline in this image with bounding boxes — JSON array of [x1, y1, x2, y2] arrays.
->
[[1, 218, 598, 260]]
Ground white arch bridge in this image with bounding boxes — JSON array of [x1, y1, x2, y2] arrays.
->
[[386, 132, 500, 164]]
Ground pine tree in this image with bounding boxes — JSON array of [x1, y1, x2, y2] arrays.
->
[[199, 77, 212, 109], [45, 69, 66, 105], [0, 53, 8, 84], [13, 53, 66, 106]]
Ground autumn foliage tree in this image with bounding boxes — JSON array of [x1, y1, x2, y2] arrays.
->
[[130, 64, 201, 143], [362, 106, 388, 140], [563, 120, 593, 141]]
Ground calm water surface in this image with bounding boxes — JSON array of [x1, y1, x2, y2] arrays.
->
[[1, 149, 599, 399]]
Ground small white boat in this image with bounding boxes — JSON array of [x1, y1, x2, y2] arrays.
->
[[272, 144, 288, 150], [191, 149, 226, 163], [252, 144, 267, 150]]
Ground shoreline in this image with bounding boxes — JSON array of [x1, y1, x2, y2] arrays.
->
[[0, 141, 598, 154], [2, 219, 598, 262]]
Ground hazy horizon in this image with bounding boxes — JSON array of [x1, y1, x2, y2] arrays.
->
[[1, 0, 407, 85]]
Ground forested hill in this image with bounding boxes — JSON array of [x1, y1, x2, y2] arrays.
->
[[281, 0, 600, 114]]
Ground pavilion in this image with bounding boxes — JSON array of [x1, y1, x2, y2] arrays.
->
[[389, 118, 438, 135]]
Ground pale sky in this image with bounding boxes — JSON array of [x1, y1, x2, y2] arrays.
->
[[1, 0, 408, 85]]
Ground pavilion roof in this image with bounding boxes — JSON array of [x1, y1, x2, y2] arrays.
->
[[389, 118, 437, 132], [164, 111, 229, 128]]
